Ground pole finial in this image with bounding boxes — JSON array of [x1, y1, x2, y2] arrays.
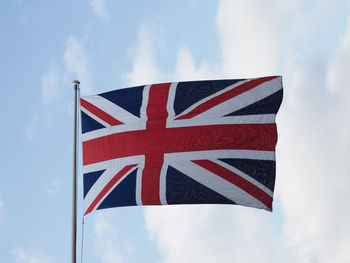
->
[[72, 80, 80, 85], [72, 80, 80, 90]]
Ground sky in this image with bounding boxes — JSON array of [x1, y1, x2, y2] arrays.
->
[[1, 0, 350, 262]]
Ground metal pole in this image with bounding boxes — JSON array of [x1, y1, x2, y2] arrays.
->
[[71, 80, 80, 263]]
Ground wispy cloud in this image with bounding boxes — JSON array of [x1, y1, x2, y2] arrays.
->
[[45, 178, 62, 195], [124, 25, 163, 86], [64, 36, 93, 95], [124, 24, 222, 86], [89, 0, 109, 21], [25, 114, 40, 140], [175, 47, 221, 80], [277, 5, 350, 262], [327, 8, 350, 94], [145, 206, 290, 263], [278, 62, 350, 262], [12, 248, 52, 263], [29, 35, 91, 140], [41, 66, 61, 106], [93, 213, 130, 263], [41, 35, 92, 99], [216, 0, 280, 78]]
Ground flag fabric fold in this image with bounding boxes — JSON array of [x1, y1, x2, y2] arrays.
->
[[80, 76, 283, 215]]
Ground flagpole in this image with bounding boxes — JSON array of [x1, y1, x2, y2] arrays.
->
[[72, 80, 80, 263]]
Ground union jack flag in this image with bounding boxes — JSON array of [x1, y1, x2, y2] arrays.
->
[[81, 76, 283, 215]]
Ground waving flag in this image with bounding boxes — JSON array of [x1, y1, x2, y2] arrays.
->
[[81, 76, 283, 215]]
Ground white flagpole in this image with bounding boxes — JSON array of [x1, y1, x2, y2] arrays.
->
[[71, 80, 80, 263]]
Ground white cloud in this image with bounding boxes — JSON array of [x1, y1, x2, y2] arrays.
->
[[31, 65, 61, 139], [276, 6, 350, 262], [326, 7, 350, 145], [63, 36, 93, 95], [124, 26, 221, 85], [216, 0, 280, 78], [327, 9, 350, 94], [278, 59, 350, 262], [12, 248, 52, 263], [124, 25, 162, 86], [125, 0, 282, 84], [25, 114, 39, 140], [175, 47, 221, 81], [41, 66, 61, 106], [145, 206, 291, 263], [40, 36, 92, 99], [93, 213, 130, 263], [89, 0, 109, 21], [45, 178, 62, 195]]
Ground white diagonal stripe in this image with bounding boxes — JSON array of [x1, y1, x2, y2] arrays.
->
[[84, 167, 119, 213], [83, 95, 139, 123], [167, 114, 276, 128], [82, 155, 144, 174], [165, 150, 275, 163], [195, 77, 282, 119], [85, 166, 138, 214], [83, 155, 144, 213], [81, 122, 146, 142], [212, 159, 273, 197], [81, 106, 111, 128], [170, 159, 267, 209], [174, 79, 251, 119]]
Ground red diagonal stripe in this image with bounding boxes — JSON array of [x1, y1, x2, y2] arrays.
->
[[82, 123, 277, 166], [81, 98, 124, 126], [84, 164, 137, 215], [175, 76, 279, 120], [192, 160, 272, 210]]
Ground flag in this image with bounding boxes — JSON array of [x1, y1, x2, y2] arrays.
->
[[80, 76, 283, 215]]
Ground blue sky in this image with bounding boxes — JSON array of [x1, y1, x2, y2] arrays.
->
[[1, 0, 350, 262]]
